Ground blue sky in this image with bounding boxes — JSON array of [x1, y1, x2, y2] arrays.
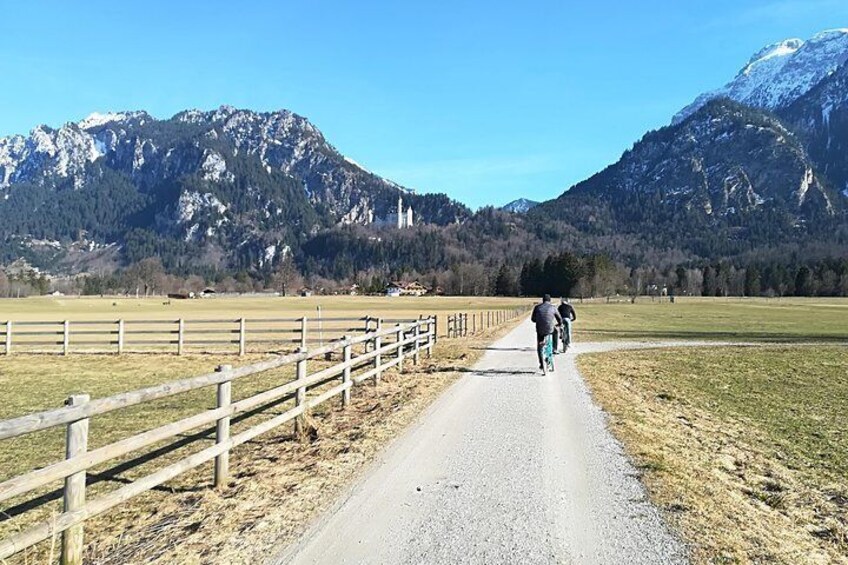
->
[[1, 1, 847, 208]]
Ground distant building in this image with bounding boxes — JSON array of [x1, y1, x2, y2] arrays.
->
[[386, 282, 403, 297], [404, 281, 427, 297], [346, 284, 360, 296], [385, 281, 428, 297], [369, 194, 413, 229]]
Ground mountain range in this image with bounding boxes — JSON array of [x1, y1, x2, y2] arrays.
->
[[0, 107, 469, 271], [534, 29, 848, 253], [1, 28, 847, 282]]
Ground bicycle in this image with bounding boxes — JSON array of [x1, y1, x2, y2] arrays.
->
[[542, 333, 555, 373], [560, 321, 572, 353]]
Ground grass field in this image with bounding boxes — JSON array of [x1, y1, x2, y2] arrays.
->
[[3, 295, 847, 345], [574, 296, 848, 343], [0, 294, 530, 322], [580, 346, 848, 564], [2, 295, 848, 563], [0, 296, 528, 564]]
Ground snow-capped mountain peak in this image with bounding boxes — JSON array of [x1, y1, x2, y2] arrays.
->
[[77, 111, 149, 130], [501, 198, 539, 213], [674, 29, 848, 123], [744, 38, 803, 70]]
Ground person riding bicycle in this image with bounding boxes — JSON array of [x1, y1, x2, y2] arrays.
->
[[557, 297, 577, 350], [531, 294, 563, 371]]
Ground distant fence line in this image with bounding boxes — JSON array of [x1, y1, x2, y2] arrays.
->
[[0, 316, 395, 356], [0, 307, 531, 356], [0, 306, 532, 563], [446, 307, 526, 338]]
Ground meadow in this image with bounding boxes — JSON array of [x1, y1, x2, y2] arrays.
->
[[575, 296, 848, 343], [0, 295, 527, 563], [580, 341, 848, 563], [2, 295, 847, 563]]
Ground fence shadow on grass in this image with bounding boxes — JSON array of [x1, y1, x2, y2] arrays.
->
[[471, 346, 536, 353], [0, 394, 297, 522], [470, 368, 543, 378], [428, 364, 541, 377]]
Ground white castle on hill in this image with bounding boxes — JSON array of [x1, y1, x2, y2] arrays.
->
[[368, 194, 413, 229]]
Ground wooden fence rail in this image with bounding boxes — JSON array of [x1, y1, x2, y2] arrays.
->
[[0, 316, 395, 357], [0, 316, 437, 563]]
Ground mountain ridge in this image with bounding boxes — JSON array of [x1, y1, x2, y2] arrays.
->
[[0, 106, 470, 272], [674, 28, 848, 123]]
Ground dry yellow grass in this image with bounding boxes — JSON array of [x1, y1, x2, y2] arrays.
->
[[0, 307, 524, 564], [579, 346, 848, 564]]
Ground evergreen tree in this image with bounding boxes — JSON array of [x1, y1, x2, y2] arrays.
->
[[494, 264, 519, 296], [744, 267, 761, 297]]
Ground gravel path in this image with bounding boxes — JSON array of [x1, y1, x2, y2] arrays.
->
[[274, 321, 697, 565]]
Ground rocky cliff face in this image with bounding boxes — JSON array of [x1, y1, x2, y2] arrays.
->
[[780, 60, 848, 199], [583, 100, 834, 217], [0, 106, 469, 270]]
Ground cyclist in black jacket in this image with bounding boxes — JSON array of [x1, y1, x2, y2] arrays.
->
[[557, 297, 577, 351], [531, 294, 563, 370]]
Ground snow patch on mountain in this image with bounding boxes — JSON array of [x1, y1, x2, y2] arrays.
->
[[78, 112, 128, 130], [201, 151, 233, 182], [177, 191, 227, 224], [675, 29, 848, 123], [501, 198, 539, 213]]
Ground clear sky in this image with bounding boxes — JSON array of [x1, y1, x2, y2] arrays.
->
[[1, 1, 847, 208]]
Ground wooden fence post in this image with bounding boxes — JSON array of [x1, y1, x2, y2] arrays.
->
[[214, 365, 232, 489], [342, 336, 352, 407], [487, 310, 491, 328], [375, 319, 383, 383], [396, 325, 404, 373], [63, 320, 70, 356], [177, 319, 185, 356], [427, 317, 434, 358], [413, 320, 421, 365], [238, 318, 246, 356], [363, 316, 372, 351], [62, 394, 90, 565], [316, 306, 323, 348], [295, 347, 307, 437], [117, 319, 124, 355], [472, 313, 476, 335], [4, 320, 10, 355], [294, 316, 307, 438], [434, 315, 439, 343]]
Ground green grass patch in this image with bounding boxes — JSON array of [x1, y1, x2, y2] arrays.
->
[[579, 345, 848, 563], [575, 297, 848, 343]]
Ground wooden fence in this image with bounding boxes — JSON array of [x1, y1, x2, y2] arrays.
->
[[0, 316, 395, 356], [446, 306, 526, 338], [0, 317, 436, 563]]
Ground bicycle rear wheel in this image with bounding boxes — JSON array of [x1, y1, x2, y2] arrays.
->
[[544, 335, 555, 372]]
